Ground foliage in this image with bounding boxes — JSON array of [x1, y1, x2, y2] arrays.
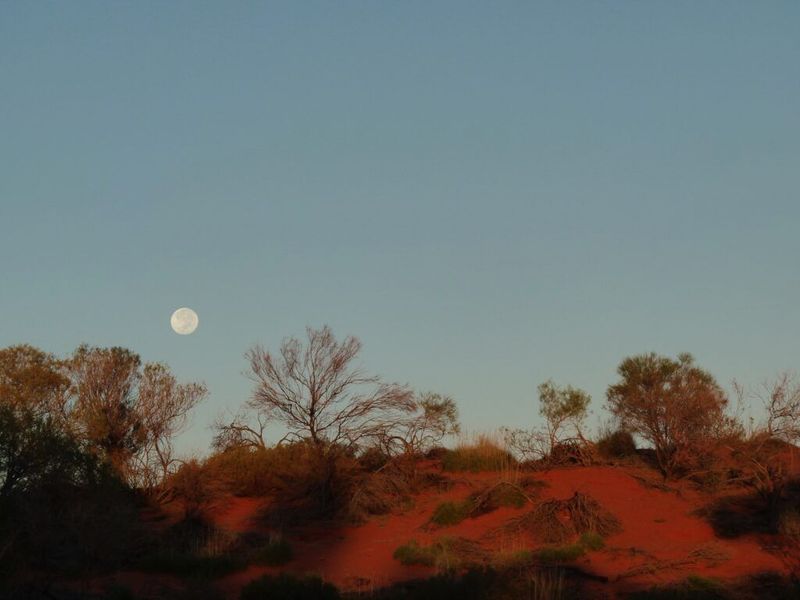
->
[[0, 344, 69, 415], [168, 458, 222, 519], [379, 392, 461, 456], [606, 353, 729, 479], [512, 492, 621, 543], [240, 573, 340, 600]]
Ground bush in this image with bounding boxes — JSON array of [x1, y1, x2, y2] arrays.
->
[[442, 435, 517, 472], [536, 544, 585, 563], [240, 573, 340, 600], [512, 492, 621, 544], [596, 429, 637, 459], [252, 533, 293, 565]]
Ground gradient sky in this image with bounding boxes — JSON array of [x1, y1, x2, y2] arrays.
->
[[2, 2, 799, 455]]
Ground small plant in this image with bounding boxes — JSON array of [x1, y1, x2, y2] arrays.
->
[[253, 533, 293, 565], [430, 501, 470, 526], [240, 573, 340, 600], [628, 574, 727, 599]]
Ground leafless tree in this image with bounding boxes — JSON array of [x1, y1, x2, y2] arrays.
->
[[245, 326, 415, 454]]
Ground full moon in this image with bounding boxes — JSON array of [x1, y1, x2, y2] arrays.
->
[[170, 307, 199, 335]]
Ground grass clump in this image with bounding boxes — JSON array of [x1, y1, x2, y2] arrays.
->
[[431, 501, 471, 527], [536, 544, 586, 564], [393, 540, 437, 567], [240, 573, 340, 600], [579, 531, 605, 551], [442, 434, 517, 472], [393, 537, 487, 572]]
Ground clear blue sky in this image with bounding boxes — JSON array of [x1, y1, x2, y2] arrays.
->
[[2, 2, 798, 455]]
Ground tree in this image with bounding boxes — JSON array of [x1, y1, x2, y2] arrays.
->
[[67, 345, 206, 489], [606, 352, 728, 479], [0, 345, 69, 417], [503, 380, 591, 463], [244, 326, 415, 454]]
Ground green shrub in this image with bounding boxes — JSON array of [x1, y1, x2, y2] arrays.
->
[[393, 537, 487, 573], [252, 533, 293, 565], [240, 573, 340, 600], [536, 544, 585, 563], [596, 429, 637, 459]]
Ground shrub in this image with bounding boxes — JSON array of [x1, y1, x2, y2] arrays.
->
[[240, 573, 340, 600], [442, 435, 517, 472], [596, 429, 637, 459], [252, 533, 293, 565]]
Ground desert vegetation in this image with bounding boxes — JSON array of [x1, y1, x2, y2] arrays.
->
[[1, 331, 799, 599]]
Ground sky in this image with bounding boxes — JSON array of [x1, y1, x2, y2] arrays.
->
[[1, 2, 799, 455]]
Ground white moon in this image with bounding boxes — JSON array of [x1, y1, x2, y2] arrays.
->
[[170, 307, 199, 335]]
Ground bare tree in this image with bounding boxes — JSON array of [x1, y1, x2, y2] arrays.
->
[[212, 411, 268, 452], [245, 326, 415, 454]]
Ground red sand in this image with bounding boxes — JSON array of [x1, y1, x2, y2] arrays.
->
[[79, 464, 797, 598]]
